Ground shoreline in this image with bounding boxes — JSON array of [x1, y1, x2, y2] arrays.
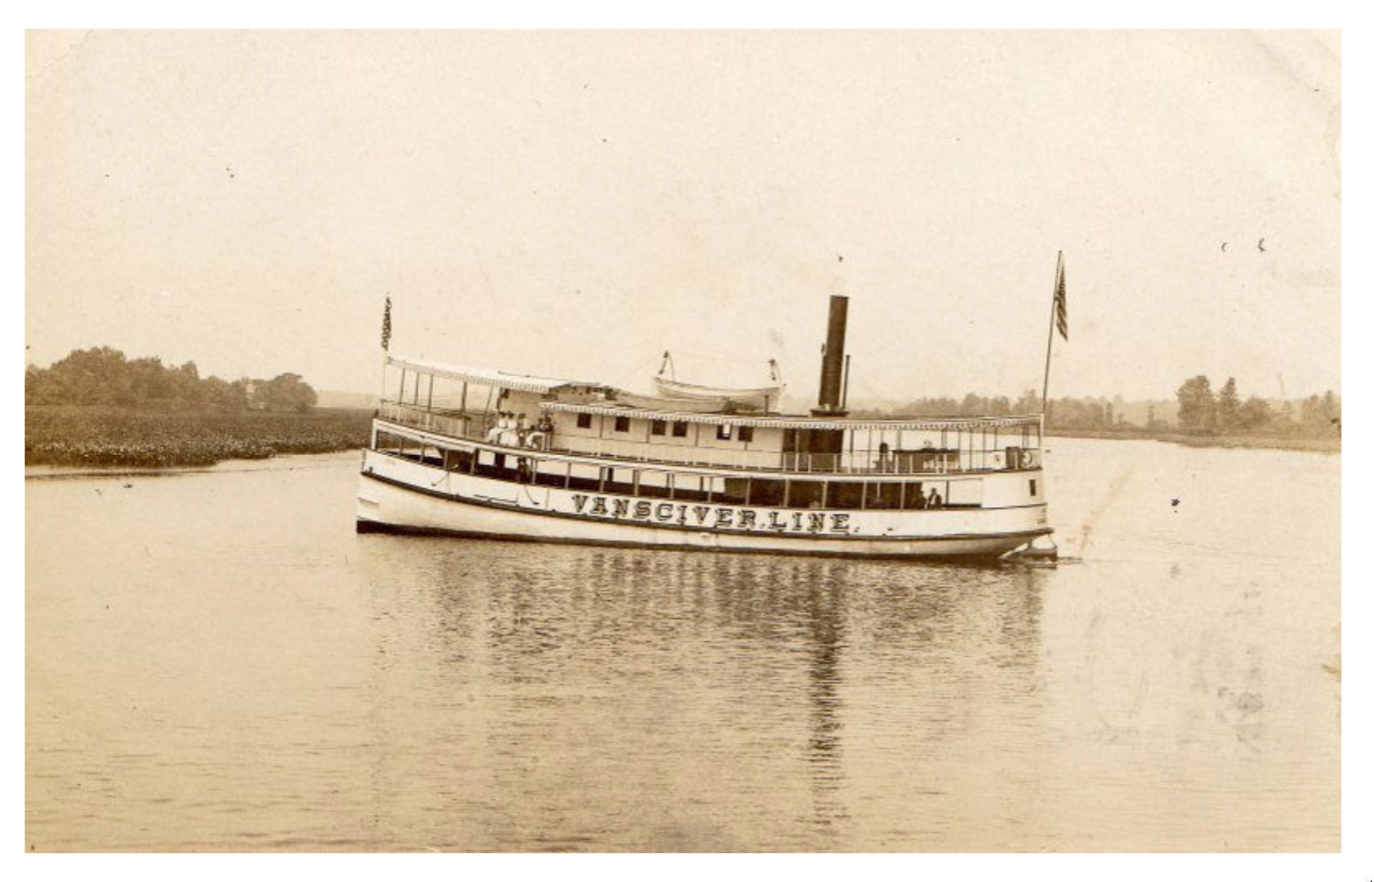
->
[[1046, 427, 1340, 453], [24, 450, 360, 481], [25, 405, 373, 469]]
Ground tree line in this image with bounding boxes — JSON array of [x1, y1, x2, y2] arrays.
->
[[1175, 375, 1339, 436], [852, 390, 1124, 428], [25, 346, 319, 413], [852, 379, 1339, 437]]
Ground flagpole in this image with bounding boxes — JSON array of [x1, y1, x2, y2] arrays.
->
[[380, 296, 391, 409], [1040, 251, 1064, 422]]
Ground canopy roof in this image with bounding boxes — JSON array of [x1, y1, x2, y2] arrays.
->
[[387, 355, 603, 395], [540, 400, 1041, 431]]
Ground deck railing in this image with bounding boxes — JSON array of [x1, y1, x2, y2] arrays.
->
[[376, 401, 1039, 476]]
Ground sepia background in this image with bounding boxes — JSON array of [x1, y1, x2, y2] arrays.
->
[[26, 30, 1339, 402], [24, 29, 1341, 854]]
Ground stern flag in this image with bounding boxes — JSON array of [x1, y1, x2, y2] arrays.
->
[[381, 296, 392, 351], [1053, 258, 1068, 340]]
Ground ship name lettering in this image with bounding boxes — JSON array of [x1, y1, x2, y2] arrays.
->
[[563, 494, 853, 535]]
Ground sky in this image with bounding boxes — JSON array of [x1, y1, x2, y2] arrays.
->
[[25, 30, 1341, 403]]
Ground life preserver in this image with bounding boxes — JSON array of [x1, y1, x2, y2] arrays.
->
[[1021, 450, 1039, 468]]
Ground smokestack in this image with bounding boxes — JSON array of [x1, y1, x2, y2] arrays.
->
[[812, 294, 849, 416]]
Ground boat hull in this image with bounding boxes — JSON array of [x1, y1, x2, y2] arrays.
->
[[356, 450, 1050, 560]]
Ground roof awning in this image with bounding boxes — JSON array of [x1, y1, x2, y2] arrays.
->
[[540, 400, 1041, 431], [387, 355, 603, 395]]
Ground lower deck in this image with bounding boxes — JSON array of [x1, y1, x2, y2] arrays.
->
[[357, 446, 1052, 559]]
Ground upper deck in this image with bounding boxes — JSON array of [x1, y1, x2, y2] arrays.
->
[[376, 395, 1043, 478]]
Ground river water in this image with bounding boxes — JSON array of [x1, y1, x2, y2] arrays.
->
[[25, 437, 1340, 851]]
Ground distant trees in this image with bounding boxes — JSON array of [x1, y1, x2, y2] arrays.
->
[[1176, 375, 1216, 431], [1216, 377, 1240, 430], [876, 389, 1113, 429], [261, 373, 318, 414], [895, 392, 1019, 418], [25, 346, 318, 413], [1172, 373, 1337, 437], [848, 373, 1338, 440]]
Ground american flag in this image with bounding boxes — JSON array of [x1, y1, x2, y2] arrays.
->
[[381, 296, 392, 351], [1053, 257, 1068, 340]]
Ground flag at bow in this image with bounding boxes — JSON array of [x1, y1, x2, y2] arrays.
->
[[381, 296, 392, 351], [1053, 255, 1068, 340]]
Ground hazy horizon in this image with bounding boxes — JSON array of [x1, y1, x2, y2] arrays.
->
[[26, 31, 1340, 402]]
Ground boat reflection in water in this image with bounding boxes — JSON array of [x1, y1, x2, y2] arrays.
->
[[356, 540, 1047, 850]]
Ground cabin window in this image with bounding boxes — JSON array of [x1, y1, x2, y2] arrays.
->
[[576, 413, 593, 429], [535, 459, 568, 488], [604, 467, 636, 496], [568, 462, 601, 491], [390, 435, 423, 462], [788, 480, 825, 509], [902, 482, 926, 510], [474, 449, 517, 481], [716, 424, 733, 441], [865, 481, 902, 510], [672, 421, 689, 438], [651, 419, 666, 436], [673, 474, 708, 501], [444, 449, 474, 473], [638, 470, 672, 498], [614, 416, 631, 433], [750, 478, 785, 507], [1029, 478, 1037, 498], [738, 426, 754, 443], [716, 477, 749, 505], [828, 481, 864, 510]]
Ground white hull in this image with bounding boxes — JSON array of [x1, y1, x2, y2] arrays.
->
[[356, 450, 1050, 560]]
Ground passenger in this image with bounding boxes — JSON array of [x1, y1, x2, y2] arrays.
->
[[529, 416, 553, 450], [516, 413, 528, 445], [927, 487, 943, 508]]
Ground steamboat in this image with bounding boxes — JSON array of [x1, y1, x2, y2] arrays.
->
[[356, 292, 1055, 560]]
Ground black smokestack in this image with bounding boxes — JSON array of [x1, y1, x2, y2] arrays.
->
[[813, 294, 849, 415]]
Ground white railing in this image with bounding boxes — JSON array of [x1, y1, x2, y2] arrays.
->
[[376, 401, 1039, 476]]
